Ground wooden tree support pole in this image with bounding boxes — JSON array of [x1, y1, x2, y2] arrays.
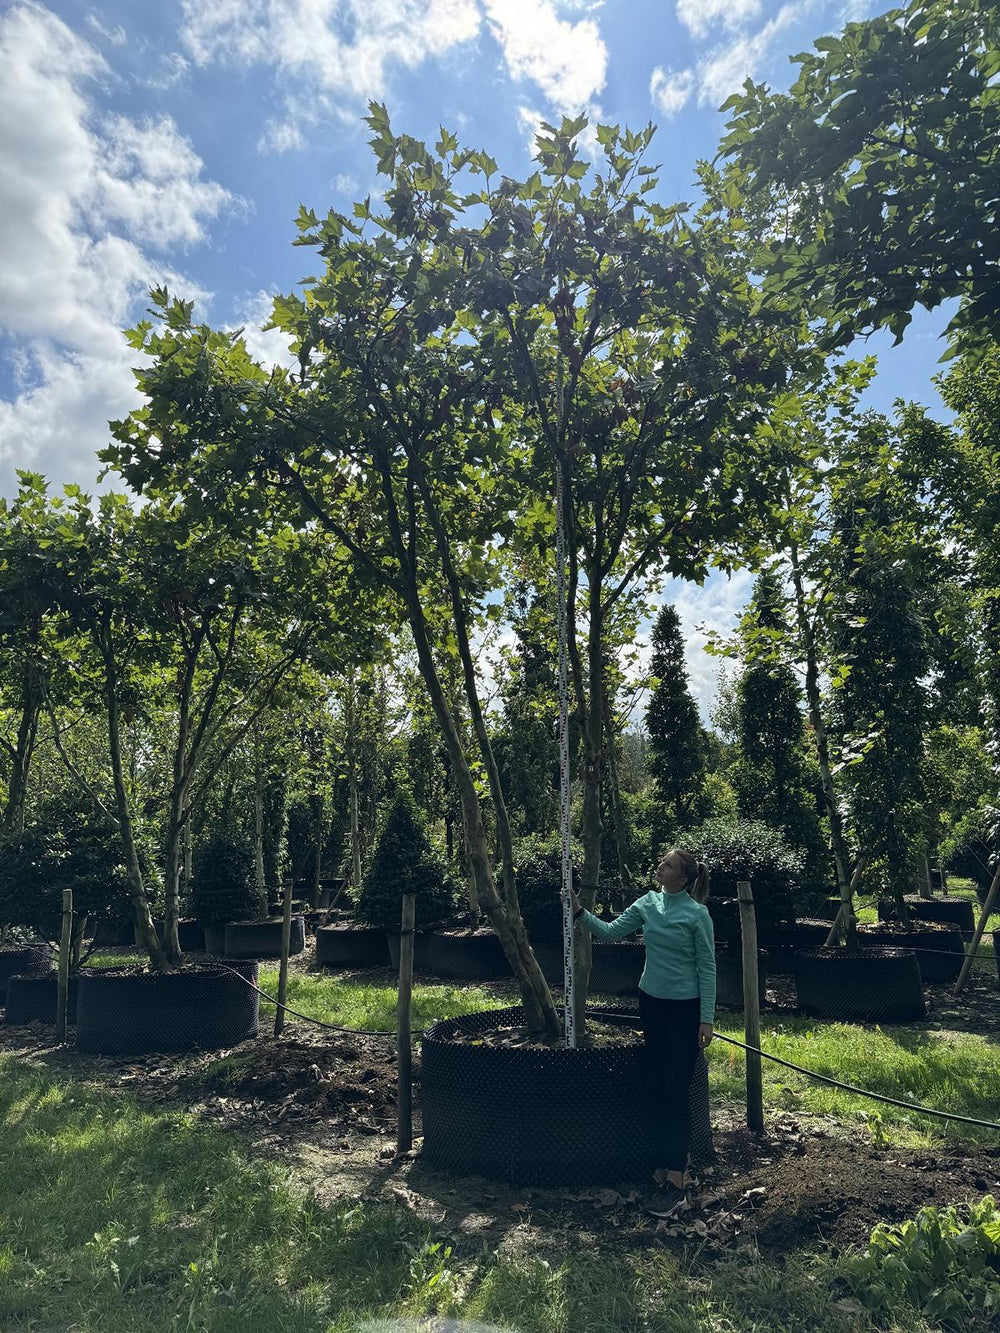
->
[[953, 862, 1000, 997], [274, 872, 294, 1037], [737, 880, 764, 1134], [56, 887, 72, 1044], [396, 893, 416, 1154]]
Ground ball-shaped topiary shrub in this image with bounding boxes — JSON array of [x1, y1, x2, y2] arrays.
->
[[0, 790, 132, 944], [356, 792, 458, 930], [677, 816, 807, 930], [189, 833, 263, 928]]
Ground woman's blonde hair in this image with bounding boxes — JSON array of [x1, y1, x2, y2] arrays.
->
[[671, 847, 710, 904]]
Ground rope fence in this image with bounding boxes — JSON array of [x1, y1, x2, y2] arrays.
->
[[211, 965, 1000, 1135]]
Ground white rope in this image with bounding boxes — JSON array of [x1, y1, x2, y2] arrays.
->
[[555, 356, 576, 1049]]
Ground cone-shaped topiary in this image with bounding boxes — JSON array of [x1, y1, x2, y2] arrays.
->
[[189, 833, 263, 928], [357, 792, 458, 930]]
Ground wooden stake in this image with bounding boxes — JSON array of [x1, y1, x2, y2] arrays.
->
[[953, 862, 1000, 996], [56, 887, 72, 1043], [274, 872, 294, 1037], [396, 892, 416, 1154], [737, 880, 764, 1133]]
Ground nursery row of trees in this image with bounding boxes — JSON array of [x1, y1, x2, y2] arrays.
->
[[1, 0, 997, 1033]]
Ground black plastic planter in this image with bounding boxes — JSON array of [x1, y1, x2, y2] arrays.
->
[[386, 929, 436, 971], [759, 919, 831, 974], [421, 1006, 713, 1187], [791, 947, 925, 1022], [178, 919, 205, 952], [224, 916, 305, 960], [5, 974, 78, 1026], [857, 922, 965, 983], [75, 962, 260, 1055], [715, 947, 768, 1009], [0, 944, 51, 999], [202, 924, 227, 956], [314, 923, 390, 968], [425, 928, 510, 980], [89, 919, 135, 948], [877, 896, 976, 936], [707, 897, 741, 944]]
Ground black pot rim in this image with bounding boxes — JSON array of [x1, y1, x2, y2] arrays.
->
[[795, 946, 917, 961]]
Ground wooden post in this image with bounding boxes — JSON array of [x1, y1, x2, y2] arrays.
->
[[737, 880, 764, 1133], [274, 872, 294, 1037], [918, 851, 934, 900], [396, 892, 416, 1154], [953, 861, 1000, 996], [56, 887, 73, 1043]]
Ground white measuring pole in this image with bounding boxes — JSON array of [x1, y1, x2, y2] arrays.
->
[[555, 353, 576, 1049]]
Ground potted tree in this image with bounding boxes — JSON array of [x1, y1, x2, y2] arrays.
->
[[354, 792, 458, 969]]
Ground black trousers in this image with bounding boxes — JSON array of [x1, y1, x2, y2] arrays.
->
[[638, 989, 701, 1173]]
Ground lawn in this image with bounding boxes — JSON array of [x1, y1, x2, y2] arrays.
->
[[1, 1054, 994, 1333]]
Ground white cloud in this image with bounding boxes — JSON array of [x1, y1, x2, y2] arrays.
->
[[0, 5, 233, 494], [258, 117, 305, 154], [676, 0, 762, 40], [697, 3, 805, 107], [85, 12, 126, 46], [634, 569, 753, 722], [181, 0, 481, 101], [484, 0, 607, 111], [650, 66, 694, 117], [228, 290, 297, 371], [332, 172, 359, 195]]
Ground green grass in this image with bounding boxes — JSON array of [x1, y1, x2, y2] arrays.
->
[[257, 967, 511, 1031], [709, 1016, 1000, 1146], [0, 1055, 988, 1332]]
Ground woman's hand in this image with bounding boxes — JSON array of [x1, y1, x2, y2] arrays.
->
[[562, 886, 582, 915], [699, 1023, 714, 1050]]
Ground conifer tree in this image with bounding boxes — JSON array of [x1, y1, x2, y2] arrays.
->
[[645, 605, 706, 828], [730, 571, 827, 888]]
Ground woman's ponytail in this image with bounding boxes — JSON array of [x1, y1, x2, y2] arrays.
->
[[691, 860, 710, 904]]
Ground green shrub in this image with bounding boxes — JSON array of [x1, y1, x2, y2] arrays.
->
[[677, 816, 809, 928], [512, 833, 584, 945], [356, 792, 458, 930], [189, 833, 263, 927], [839, 1196, 1000, 1331], [0, 790, 131, 943], [941, 803, 998, 890]]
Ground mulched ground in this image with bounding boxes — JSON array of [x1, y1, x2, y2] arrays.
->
[[1, 945, 998, 1260]]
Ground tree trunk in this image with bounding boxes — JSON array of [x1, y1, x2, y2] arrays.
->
[[405, 598, 560, 1038], [344, 677, 363, 897], [573, 562, 605, 1032], [310, 792, 324, 909], [788, 546, 853, 899], [918, 850, 934, 899], [103, 645, 169, 972], [253, 731, 266, 910]]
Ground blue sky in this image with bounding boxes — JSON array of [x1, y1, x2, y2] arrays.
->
[[0, 0, 956, 712]]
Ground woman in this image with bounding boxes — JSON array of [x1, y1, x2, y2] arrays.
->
[[568, 847, 715, 1217]]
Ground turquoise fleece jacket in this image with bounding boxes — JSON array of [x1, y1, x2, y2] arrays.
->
[[579, 889, 716, 1024]]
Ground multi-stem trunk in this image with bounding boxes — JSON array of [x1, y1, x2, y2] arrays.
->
[[788, 544, 855, 944], [310, 792, 324, 908], [1, 653, 42, 837], [344, 674, 363, 896], [101, 633, 169, 972]]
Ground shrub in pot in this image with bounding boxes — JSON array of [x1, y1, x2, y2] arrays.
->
[[189, 832, 263, 948], [678, 816, 809, 942], [356, 792, 459, 936]]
